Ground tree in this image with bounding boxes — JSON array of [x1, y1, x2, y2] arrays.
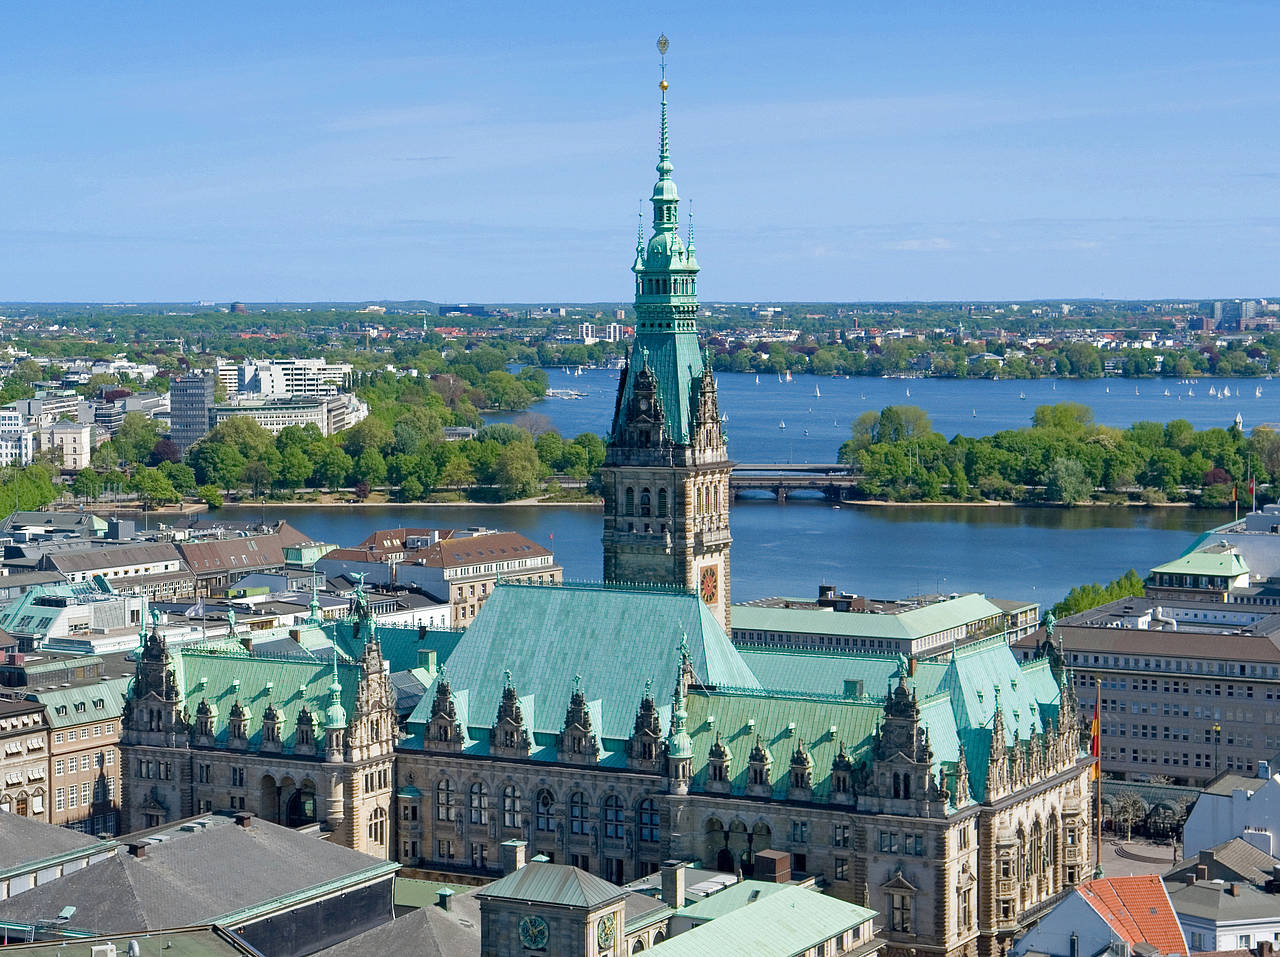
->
[[1052, 569, 1145, 618], [197, 484, 224, 509], [438, 455, 476, 489], [354, 448, 387, 488], [278, 446, 314, 492], [70, 468, 102, 503], [1044, 457, 1092, 504], [129, 467, 179, 510], [1112, 792, 1148, 841], [159, 461, 197, 494], [148, 438, 183, 466], [1032, 403, 1094, 433], [190, 443, 247, 493], [340, 416, 393, 458], [475, 423, 528, 446], [315, 445, 353, 491], [241, 460, 275, 497], [494, 440, 543, 500]]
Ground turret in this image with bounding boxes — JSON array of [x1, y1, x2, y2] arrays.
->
[[324, 656, 347, 762], [559, 676, 600, 765], [627, 678, 664, 771]]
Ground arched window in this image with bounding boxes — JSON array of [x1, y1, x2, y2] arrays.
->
[[604, 795, 624, 840], [436, 778, 455, 822], [367, 806, 387, 846], [503, 785, 522, 829], [892, 772, 901, 799], [657, 488, 668, 517], [535, 789, 555, 832], [469, 781, 489, 825], [696, 487, 703, 515], [1031, 819, 1044, 876], [569, 791, 588, 835], [713, 485, 719, 512], [638, 799, 659, 843], [639, 489, 651, 517], [625, 487, 635, 516]]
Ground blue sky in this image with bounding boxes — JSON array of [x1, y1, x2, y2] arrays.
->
[[2, 0, 1279, 303]]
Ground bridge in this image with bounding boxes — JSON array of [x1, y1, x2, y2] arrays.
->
[[729, 463, 862, 502]]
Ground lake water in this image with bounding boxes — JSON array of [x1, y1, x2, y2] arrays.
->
[[219, 372, 1249, 609], [490, 369, 1278, 463], [222, 501, 1228, 609]]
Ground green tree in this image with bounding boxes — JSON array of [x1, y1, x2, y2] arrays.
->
[[278, 446, 314, 491], [129, 467, 179, 510], [354, 448, 388, 488], [190, 443, 247, 493], [315, 445, 353, 491], [116, 412, 163, 465], [241, 460, 275, 497], [159, 461, 197, 494], [494, 440, 544, 500], [70, 468, 102, 502], [1044, 457, 1092, 504], [197, 484, 224, 508]]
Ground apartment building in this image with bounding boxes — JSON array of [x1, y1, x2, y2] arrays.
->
[[0, 700, 49, 822], [39, 680, 130, 835]]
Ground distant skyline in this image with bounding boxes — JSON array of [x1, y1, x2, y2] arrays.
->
[[4, 1, 1280, 303]]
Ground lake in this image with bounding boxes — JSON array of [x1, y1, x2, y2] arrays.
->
[[489, 369, 1277, 463], [222, 501, 1228, 609]]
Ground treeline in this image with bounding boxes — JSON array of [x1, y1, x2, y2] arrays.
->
[[1051, 570, 1146, 619], [0, 464, 60, 512], [839, 402, 1275, 506], [709, 334, 1277, 379]]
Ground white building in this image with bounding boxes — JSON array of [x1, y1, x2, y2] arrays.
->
[[1012, 875, 1188, 957], [1168, 879, 1280, 953], [1184, 771, 1280, 857], [210, 393, 367, 436], [46, 420, 92, 471], [216, 358, 353, 399], [0, 407, 34, 466]]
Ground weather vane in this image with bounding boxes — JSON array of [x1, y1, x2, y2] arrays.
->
[[657, 34, 669, 90]]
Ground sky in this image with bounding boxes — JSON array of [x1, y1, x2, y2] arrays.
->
[[2, 0, 1280, 304]]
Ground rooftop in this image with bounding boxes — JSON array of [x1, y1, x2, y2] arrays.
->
[[731, 593, 1007, 641], [1078, 876, 1188, 957], [478, 861, 625, 909]]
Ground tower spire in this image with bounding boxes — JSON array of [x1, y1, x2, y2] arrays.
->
[[658, 33, 671, 176]]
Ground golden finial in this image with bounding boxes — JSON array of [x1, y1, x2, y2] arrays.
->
[[657, 34, 669, 91]]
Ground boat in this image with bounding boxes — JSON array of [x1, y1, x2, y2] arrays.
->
[[972, 409, 976, 417], [1188, 388, 1195, 397], [755, 375, 760, 385], [785, 370, 793, 383], [905, 387, 911, 397], [1224, 385, 1232, 398], [778, 420, 786, 430], [1209, 385, 1217, 396], [803, 430, 809, 436], [1019, 392, 1026, 400], [814, 385, 821, 398], [1105, 386, 1109, 393], [1257, 385, 1264, 398], [1135, 387, 1140, 396], [1164, 389, 1170, 397]]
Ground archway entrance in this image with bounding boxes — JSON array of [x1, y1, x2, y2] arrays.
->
[[260, 774, 279, 823]]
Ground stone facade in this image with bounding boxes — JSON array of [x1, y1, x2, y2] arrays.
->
[[119, 610, 397, 857]]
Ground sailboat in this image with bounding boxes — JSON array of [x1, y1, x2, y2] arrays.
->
[[785, 370, 793, 383], [1135, 387, 1140, 396], [1188, 388, 1195, 397], [1019, 391, 1026, 400], [755, 375, 760, 385], [972, 409, 976, 417], [1164, 388, 1170, 397], [1257, 385, 1263, 398], [905, 387, 911, 398], [778, 420, 786, 430], [1105, 386, 1109, 393], [814, 385, 821, 398], [1224, 385, 1232, 398], [1209, 385, 1217, 396]]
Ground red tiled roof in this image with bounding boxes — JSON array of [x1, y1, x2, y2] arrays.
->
[[1079, 875, 1186, 956], [176, 522, 310, 576]]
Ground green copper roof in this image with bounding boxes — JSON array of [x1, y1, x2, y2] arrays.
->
[[172, 638, 361, 747], [673, 880, 789, 920], [478, 861, 625, 909], [418, 582, 759, 741], [731, 594, 1006, 643], [27, 678, 130, 729], [648, 884, 876, 957], [1151, 548, 1249, 578], [612, 334, 707, 447]]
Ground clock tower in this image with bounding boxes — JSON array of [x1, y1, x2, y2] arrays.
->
[[601, 35, 732, 631]]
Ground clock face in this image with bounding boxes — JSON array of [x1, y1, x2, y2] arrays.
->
[[700, 565, 718, 605], [597, 913, 616, 949], [519, 914, 549, 950], [638, 397, 650, 412]]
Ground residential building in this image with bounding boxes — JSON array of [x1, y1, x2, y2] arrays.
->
[[10, 390, 82, 430], [36, 679, 130, 834], [313, 527, 559, 625], [1167, 838, 1280, 888], [175, 521, 312, 596], [1011, 875, 1188, 957], [0, 407, 34, 467], [1168, 879, 1280, 953], [0, 699, 49, 821], [0, 582, 147, 654], [45, 419, 91, 471], [1183, 771, 1280, 858], [170, 371, 215, 452], [37, 542, 193, 603], [217, 357, 352, 399]]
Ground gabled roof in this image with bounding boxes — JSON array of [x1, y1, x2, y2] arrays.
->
[[423, 582, 759, 741], [176, 523, 310, 576], [1078, 876, 1186, 956], [646, 884, 876, 957], [0, 811, 110, 876], [1168, 837, 1280, 888], [478, 862, 625, 909]]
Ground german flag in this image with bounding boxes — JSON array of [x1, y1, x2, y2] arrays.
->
[[1090, 684, 1101, 781]]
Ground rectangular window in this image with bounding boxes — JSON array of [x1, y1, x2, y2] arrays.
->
[[835, 857, 848, 881], [890, 893, 912, 932], [55, 788, 65, 811]]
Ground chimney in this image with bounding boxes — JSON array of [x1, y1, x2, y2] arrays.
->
[[127, 842, 147, 858], [240, 636, 253, 653], [1184, 873, 1197, 886], [1070, 933, 1080, 957], [234, 812, 252, 828], [660, 860, 686, 908], [289, 628, 301, 643], [1196, 864, 1209, 882], [1269, 864, 1280, 893], [500, 839, 527, 875], [1229, 883, 1242, 897], [753, 849, 791, 884], [1258, 942, 1274, 957], [436, 888, 454, 912]]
